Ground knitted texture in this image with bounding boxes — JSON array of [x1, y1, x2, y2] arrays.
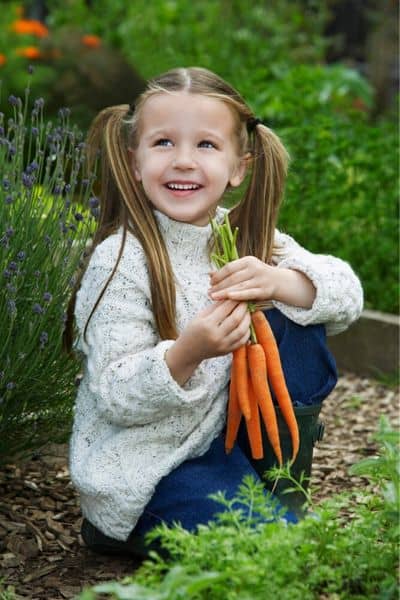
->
[[69, 208, 363, 540]]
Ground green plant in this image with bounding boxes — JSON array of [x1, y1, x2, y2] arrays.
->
[[0, 76, 97, 462], [0, 581, 16, 600], [79, 417, 399, 600], [279, 112, 398, 314]]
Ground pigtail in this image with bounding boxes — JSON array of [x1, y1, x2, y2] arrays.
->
[[230, 123, 289, 264], [63, 105, 178, 356]]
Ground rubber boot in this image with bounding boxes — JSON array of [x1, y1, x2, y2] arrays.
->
[[240, 404, 325, 519]]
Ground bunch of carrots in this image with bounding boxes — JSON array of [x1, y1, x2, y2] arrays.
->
[[210, 214, 299, 466]]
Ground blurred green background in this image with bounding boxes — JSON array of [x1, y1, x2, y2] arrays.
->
[[0, 0, 398, 317]]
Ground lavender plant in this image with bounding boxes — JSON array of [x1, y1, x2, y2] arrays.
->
[[0, 78, 97, 462]]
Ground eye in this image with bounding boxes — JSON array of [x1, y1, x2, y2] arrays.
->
[[198, 140, 217, 149], [154, 138, 173, 147]]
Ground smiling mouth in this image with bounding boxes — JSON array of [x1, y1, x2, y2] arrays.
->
[[165, 182, 202, 191]]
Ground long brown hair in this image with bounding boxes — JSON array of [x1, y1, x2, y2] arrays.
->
[[63, 66, 288, 354]]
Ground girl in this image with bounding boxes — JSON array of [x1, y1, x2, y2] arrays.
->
[[64, 67, 363, 557]]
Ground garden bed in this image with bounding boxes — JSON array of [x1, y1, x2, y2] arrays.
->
[[0, 370, 398, 600]]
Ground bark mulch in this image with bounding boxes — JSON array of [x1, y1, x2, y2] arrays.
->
[[0, 371, 398, 600]]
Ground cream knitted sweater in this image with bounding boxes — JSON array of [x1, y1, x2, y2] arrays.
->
[[69, 208, 363, 540]]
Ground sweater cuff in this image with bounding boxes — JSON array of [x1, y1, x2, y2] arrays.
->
[[271, 255, 332, 326], [156, 339, 209, 396]]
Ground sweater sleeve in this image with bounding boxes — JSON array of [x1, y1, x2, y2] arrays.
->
[[74, 233, 212, 427], [271, 230, 364, 336]]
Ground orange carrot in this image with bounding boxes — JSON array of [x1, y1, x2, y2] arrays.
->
[[251, 311, 299, 462], [245, 379, 263, 459], [247, 343, 283, 466], [232, 345, 251, 421], [225, 363, 242, 454]]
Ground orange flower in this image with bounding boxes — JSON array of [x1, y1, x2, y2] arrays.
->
[[81, 34, 101, 48], [16, 46, 42, 59], [0, 53, 6, 66], [11, 19, 48, 38]]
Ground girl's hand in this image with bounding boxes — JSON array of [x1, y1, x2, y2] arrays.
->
[[208, 256, 317, 308], [208, 256, 278, 302], [183, 300, 251, 361], [165, 300, 251, 385]]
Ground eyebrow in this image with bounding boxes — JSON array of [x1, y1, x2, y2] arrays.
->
[[143, 128, 226, 144]]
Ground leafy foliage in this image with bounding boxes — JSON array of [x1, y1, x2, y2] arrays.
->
[[0, 78, 97, 462], [79, 418, 399, 600]]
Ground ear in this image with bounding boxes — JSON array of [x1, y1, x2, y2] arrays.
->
[[128, 148, 142, 182], [229, 152, 251, 188]]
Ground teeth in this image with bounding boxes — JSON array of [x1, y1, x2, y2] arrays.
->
[[167, 183, 200, 190]]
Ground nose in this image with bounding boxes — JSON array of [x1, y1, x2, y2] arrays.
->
[[172, 144, 196, 169]]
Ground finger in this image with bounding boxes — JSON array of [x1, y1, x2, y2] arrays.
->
[[226, 325, 251, 350], [209, 259, 248, 284], [210, 287, 262, 301], [218, 302, 250, 334], [203, 299, 239, 322], [208, 271, 249, 296], [231, 330, 251, 351]]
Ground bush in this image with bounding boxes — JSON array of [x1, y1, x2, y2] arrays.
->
[[0, 78, 96, 462], [79, 418, 399, 600], [257, 64, 399, 314]]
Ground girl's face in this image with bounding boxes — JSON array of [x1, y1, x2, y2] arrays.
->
[[131, 92, 247, 226]]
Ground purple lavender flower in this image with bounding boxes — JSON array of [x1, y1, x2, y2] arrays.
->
[[34, 98, 45, 109], [22, 173, 34, 189], [27, 64, 34, 74], [0, 126, 4, 136], [32, 303, 44, 315], [8, 95, 18, 106], [64, 184, 71, 193], [3, 270, 11, 279], [26, 161, 39, 174], [44, 235, 51, 246], [17, 251, 26, 261], [58, 107, 71, 118], [6, 382, 15, 390], [89, 196, 99, 209], [2, 178, 10, 190], [43, 292, 52, 302], [6, 227, 14, 238], [6, 283, 16, 293], [39, 331, 49, 348], [8, 261, 18, 272], [53, 185, 62, 195], [7, 299, 16, 315], [74, 212, 84, 222], [34, 270, 41, 278], [5, 195, 13, 205], [31, 127, 39, 136]]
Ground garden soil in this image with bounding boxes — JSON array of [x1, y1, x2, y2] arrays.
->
[[0, 371, 398, 600]]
